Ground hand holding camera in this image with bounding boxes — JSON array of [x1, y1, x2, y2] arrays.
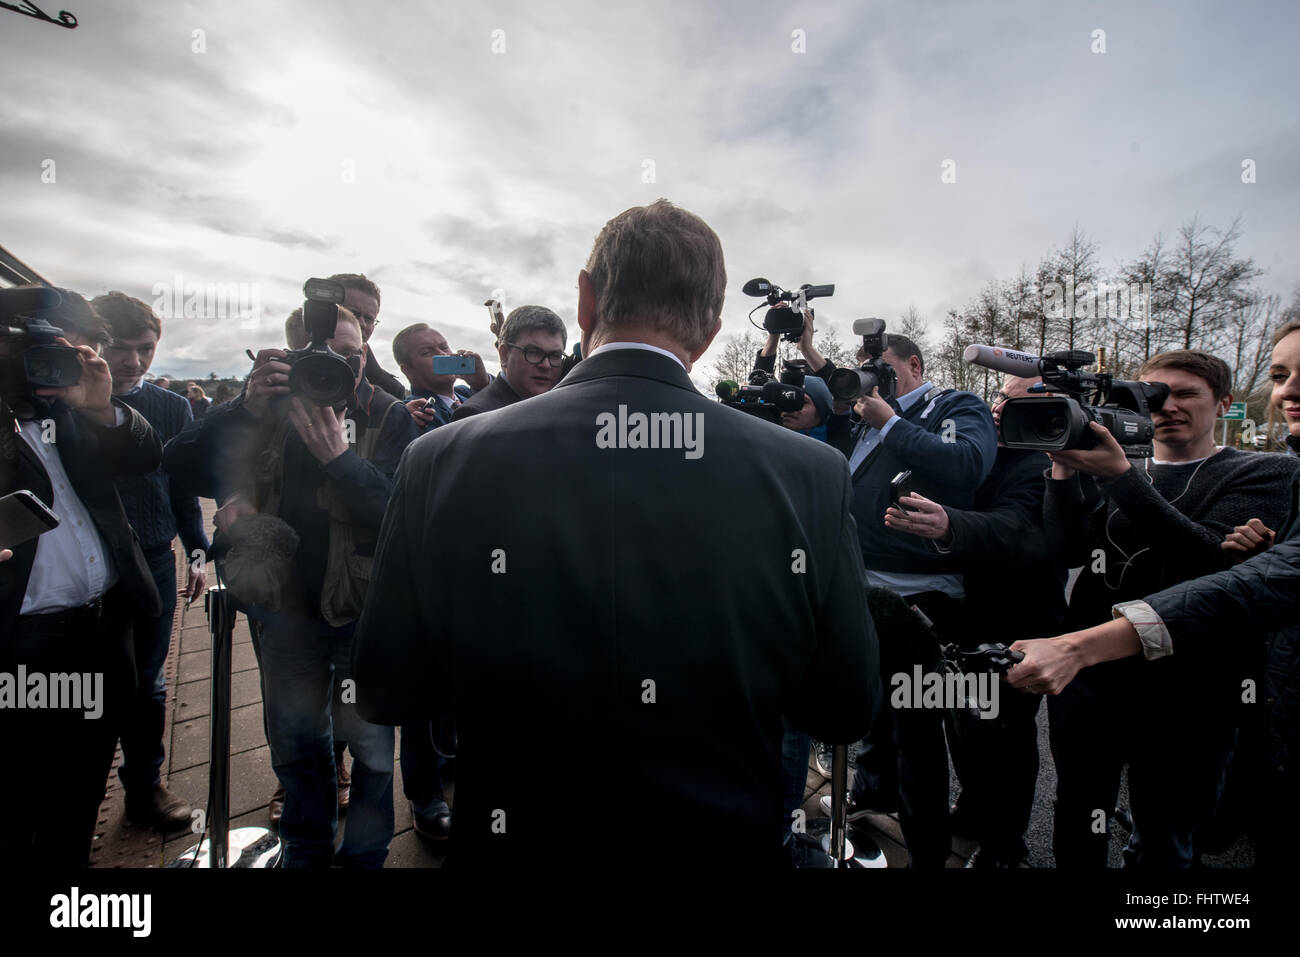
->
[[287, 397, 348, 465], [1047, 421, 1132, 479], [36, 337, 116, 426], [244, 349, 291, 419]]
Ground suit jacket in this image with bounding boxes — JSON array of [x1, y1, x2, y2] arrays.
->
[[363, 348, 407, 402], [1, 398, 163, 631], [450, 373, 521, 422], [353, 347, 881, 866]]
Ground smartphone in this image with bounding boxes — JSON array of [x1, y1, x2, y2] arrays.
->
[[485, 298, 505, 332], [890, 470, 914, 511], [0, 489, 61, 550], [433, 355, 476, 376]]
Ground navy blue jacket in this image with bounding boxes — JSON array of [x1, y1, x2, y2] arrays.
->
[[114, 382, 209, 555], [847, 388, 997, 574]]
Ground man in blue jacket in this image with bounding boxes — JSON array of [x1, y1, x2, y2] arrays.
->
[[834, 332, 997, 867]]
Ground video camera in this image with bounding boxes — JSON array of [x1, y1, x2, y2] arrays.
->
[[716, 360, 809, 424], [828, 318, 898, 403], [283, 278, 359, 406], [963, 344, 1169, 458], [0, 286, 83, 396], [741, 277, 834, 342]]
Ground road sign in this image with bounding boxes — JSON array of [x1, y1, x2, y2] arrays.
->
[[1223, 402, 1247, 420]]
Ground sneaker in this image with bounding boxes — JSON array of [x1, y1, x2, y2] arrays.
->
[[818, 792, 874, 824], [813, 740, 834, 779]]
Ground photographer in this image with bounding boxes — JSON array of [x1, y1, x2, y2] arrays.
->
[[328, 273, 406, 402], [830, 330, 997, 867], [94, 291, 209, 834], [753, 308, 852, 446], [881, 374, 1065, 867], [204, 302, 419, 867], [1012, 321, 1300, 866], [0, 287, 162, 867], [1042, 349, 1299, 867]]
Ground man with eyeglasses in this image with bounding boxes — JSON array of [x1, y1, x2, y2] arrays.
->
[[327, 273, 407, 403], [391, 323, 491, 431], [452, 305, 567, 421]]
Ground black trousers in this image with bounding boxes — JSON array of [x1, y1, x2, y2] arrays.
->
[[0, 585, 134, 868], [851, 590, 954, 868]]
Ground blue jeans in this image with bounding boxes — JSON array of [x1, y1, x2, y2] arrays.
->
[[259, 610, 394, 867], [118, 542, 177, 792], [780, 719, 811, 845]]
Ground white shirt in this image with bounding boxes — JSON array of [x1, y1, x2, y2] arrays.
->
[[587, 341, 687, 370], [16, 413, 119, 615]]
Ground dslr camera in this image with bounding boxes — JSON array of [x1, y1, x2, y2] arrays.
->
[[963, 344, 1169, 458], [741, 277, 834, 342], [715, 360, 809, 424], [0, 286, 82, 397], [283, 278, 360, 406], [828, 318, 898, 403]]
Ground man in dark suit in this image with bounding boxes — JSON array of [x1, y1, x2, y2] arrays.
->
[[0, 286, 162, 868], [452, 305, 566, 421], [354, 199, 881, 867]]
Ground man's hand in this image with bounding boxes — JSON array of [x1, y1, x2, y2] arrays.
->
[[0, 548, 12, 563], [35, 339, 115, 426], [185, 564, 207, 604], [244, 349, 290, 419], [1222, 518, 1275, 562], [457, 350, 490, 391], [1047, 422, 1131, 479], [883, 493, 951, 542], [1005, 637, 1086, 695], [798, 309, 815, 350], [857, 387, 895, 430], [288, 398, 349, 465], [214, 496, 257, 536], [406, 397, 438, 428]]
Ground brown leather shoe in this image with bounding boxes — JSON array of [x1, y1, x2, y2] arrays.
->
[[269, 783, 285, 825], [126, 785, 193, 833], [337, 759, 350, 813]]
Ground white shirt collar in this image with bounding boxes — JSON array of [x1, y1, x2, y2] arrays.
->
[[587, 341, 686, 371]]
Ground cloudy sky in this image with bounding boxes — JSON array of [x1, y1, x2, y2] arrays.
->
[[2, 0, 1297, 385]]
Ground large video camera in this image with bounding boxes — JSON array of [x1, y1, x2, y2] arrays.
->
[[828, 318, 898, 403], [741, 277, 834, 342], [716, 360, 809, 424], [964, 344, 1169, 458], [283, 278, 359, 406], [0, 286, 83, 397]]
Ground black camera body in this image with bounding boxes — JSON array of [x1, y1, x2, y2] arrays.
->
[[716, 366, 807, 424], [741, 277, 834, 343], [0, 286, 83, 397], [283, 278, 358, 406], [995, 352, 1169, 458], [828, 318, 898, 403]]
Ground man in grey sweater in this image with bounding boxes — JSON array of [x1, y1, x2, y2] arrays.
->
[[1040, 349, 1299, 868]]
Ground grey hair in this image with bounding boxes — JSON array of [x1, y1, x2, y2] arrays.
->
[[499, 305, 566, 348]]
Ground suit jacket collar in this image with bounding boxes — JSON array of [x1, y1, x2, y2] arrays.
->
[[556, 347, 698, 395]]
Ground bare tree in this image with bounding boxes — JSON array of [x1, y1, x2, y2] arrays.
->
[[896, 303, 932, 356], [815, 319, 855, 370], [1161, 215, 1262, 351], [706, 329, 762, 385]]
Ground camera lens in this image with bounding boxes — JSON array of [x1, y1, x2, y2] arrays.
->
[[289, 351, 355, 405], [1033, 410, 1068, 443]]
